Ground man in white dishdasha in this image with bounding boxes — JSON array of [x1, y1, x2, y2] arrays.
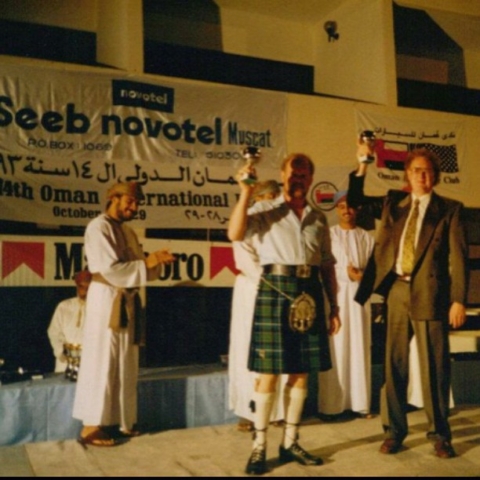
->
[[73, 181, 175, 447]]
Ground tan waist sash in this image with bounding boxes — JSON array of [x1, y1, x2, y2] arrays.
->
[[91, 273, 145, 346]]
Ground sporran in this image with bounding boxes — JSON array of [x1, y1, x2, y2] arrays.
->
[[289, 292, 316, 333], [261, 276, 317, 334]]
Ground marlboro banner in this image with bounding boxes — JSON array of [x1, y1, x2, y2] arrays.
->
[[0, 63, 287, 228], [355, 108, 468, 198], [0, 236, 239, 288]]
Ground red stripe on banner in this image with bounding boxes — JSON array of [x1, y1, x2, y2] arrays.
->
[[2, 242, 45, 279], [315, 192, 334, 203], [375, 139, 409, 169], [210, 246, 240, 278]]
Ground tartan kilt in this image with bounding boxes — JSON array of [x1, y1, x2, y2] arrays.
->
[[248, 272, 332, 374]]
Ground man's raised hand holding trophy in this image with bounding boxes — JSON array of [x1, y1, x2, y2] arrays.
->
[[356, 130, 377, 176], [229, 146, 262, 242], [238, 146, 261, 185]]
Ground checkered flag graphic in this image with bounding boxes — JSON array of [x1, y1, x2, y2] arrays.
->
[[414, 143, 459, 173]]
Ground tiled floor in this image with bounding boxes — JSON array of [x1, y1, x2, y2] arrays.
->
[[1, 405, 480, 477]]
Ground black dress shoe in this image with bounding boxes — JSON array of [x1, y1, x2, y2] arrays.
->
[[279, 443, 323, 466], [245, 447, 267, 475], [379, 438, 402, 454], [317, 412, 342, 422], [434, 440, 456, 459]]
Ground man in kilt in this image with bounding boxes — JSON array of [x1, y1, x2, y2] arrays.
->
[[228, 153, 341, 475]]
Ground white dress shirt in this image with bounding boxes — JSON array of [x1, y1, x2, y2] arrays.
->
[[245, 195, 335, 267]]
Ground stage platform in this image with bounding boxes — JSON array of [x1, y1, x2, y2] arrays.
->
[[1, 358, 480, 447], [3, 405, 480, 477], [0, 364, 237, 447]]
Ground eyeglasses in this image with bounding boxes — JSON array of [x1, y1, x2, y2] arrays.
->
[[409, 167, 434, 176]]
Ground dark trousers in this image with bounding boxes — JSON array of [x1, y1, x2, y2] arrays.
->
[[381, 279, 452, 442]]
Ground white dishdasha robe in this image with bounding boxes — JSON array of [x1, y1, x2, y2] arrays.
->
[[318, 225, 374, 415], [408, 335, 454, 408], [228, 241, 287, 422], [73, 214, 158, 430]]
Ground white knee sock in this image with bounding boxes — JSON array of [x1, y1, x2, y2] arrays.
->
[[252, 391, 275, 449], [282, 385, 308, 448]]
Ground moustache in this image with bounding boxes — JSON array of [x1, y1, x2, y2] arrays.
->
[[289, 181, 307, 192]]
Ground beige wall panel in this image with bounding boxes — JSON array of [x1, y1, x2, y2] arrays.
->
[[1, 0, 97, 32], [97, 0, 143, 72], [219, 9, 314, 65], [286, 94, 358, 167], [464, 49, 480, 89], [313, 0, 396, 105]]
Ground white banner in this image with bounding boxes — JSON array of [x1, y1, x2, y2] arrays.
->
[[355, 109, 467, 198], [0, 165, 354, 288], [0, 155, 280, 229], [0, 63, 288, 228]]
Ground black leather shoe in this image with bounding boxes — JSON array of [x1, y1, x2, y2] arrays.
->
[[317, 412, 342, 422], [434, 440, 456, 459], [379, 438, 402, 454], [279, 443, 323, 466], [245, 447, 267, 475]]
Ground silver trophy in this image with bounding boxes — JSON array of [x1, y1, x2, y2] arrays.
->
[[359, 130, 376, 164], [240, 146, 261, 185], [64, 342, 82, 382]]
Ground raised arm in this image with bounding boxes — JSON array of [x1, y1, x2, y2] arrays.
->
[[347, 140, 385, 219], [227, 164, 256, 241]]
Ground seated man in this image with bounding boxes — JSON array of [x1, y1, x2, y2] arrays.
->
[[47, 270, 92, 373]]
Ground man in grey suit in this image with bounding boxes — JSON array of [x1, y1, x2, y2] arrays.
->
[[347, 141, 468, 459]]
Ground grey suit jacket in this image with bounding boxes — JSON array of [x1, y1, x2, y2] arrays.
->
[[348, 171, 468, 321]]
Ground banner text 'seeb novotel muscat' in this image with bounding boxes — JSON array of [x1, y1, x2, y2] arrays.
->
[[0, 64, 287, 229]]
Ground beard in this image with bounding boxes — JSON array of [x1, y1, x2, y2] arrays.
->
[[116, 207, 135, 222], [288, 181, 307, 198]]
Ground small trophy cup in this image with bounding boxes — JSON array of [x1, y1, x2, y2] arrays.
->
[[359, 130, 376, 164], [360, 130, 376, 146], [240, 146, 261, 185], [64, 343, 82, 382]]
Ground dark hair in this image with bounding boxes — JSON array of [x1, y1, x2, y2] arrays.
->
[[281, 153, 315, 176], [403, 148, 441, 186]]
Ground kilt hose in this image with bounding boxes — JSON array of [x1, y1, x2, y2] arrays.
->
[[247, 272, 332, 374]]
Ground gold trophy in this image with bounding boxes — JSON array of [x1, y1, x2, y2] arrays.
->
[[240, 146, 261, 185]]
